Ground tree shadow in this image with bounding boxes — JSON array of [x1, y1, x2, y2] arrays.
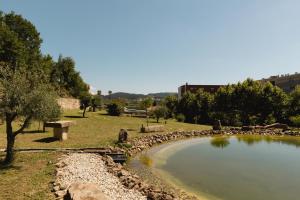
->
[[22, 130, 46, 134], [0, 162, 22, 171], [64, 115, 85, 118], [33, 137, 59, 143], [98, 113, 109, 116], [0, 156, 22, 171]]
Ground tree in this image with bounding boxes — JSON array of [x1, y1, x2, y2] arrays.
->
[[164, 95, 178, 118], [50, 55, 89, 98], [80, 94, 91, 118], [177, 92, 197, 123], [0, 12, 62, 164], [139, 97, 153, 110], [106, 101, 124, 116], [194, 89, 213, 124], [0, 11, 42, 71], [0, 64, 61, 164], [151, 106, 167, 123], [289, 86, 300, 116], [91, 95, 102, 112], [139, 97, 154, 125]]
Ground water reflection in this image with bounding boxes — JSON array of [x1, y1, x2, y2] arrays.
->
[[209, 135, 300, 149], [236, 136, 263, 146], [210, 137, 230, 148]]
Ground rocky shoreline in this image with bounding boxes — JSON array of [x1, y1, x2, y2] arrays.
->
[[125, 129, 300, 157], [53, 128, 300, 200]]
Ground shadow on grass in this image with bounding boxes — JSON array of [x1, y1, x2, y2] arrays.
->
[[98, 113, 109, 116], [33, 137, 59, 143], [0, 157, 22, 171], [22, 130, 46, 134], [64, 115, 85, 118], [0, 163, 22, 171]]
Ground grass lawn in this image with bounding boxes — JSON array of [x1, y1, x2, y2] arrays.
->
[[0, 109, 211, 200], [0, 110, 211, 149], [0, 152, 59, 200]]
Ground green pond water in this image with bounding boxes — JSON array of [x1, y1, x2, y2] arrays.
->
[[131, 136, 300, 200]]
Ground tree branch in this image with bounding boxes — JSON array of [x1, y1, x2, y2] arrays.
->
[[13, 116, 31, 136]]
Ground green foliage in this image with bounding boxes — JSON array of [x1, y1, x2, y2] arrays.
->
[[150, 106, 167, 123], [50, 55, 89, 98], [177, 90, 213, 124], [177, 92, 198, 123], [176, 113, 186, 122], [139, 97, 153, 110], [164, 95, 178, 118], [290, 115, 300, 127], [195, 89, 213, 123], [0, 12, 65, 163], [0, 63, 60, 124], [0, 12, 42, 71], [91, 95, 102, 112], [176, 79, 289, 126], [210, 111, 242, 127], [289, 86, 300, 117], [0, 12, 89, 99], [0, 63, 61, 163], [106, 101, 124, 116]]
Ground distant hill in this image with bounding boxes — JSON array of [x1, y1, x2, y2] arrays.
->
[[104, 92, 177, 100], [148, 92, 177, 98], [106, 92, 145, 100]]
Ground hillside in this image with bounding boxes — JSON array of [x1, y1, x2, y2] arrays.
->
[[104, 92, 177, 100]]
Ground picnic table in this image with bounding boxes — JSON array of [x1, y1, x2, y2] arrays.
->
[[44, 121, 74, 141]]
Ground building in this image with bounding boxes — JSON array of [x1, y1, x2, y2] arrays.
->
[[260, 73, 300, 93], [178, 83, 223, 99]]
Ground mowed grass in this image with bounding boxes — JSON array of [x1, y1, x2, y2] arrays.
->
[[0, 152, 59, 200], [0, 110, 210, 200], [0, 110, 211, 149]]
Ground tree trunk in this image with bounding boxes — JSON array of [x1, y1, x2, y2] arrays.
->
[[43, 122, 46, 133], [83, 107, 87, 118], [4, 119, 15, 164]]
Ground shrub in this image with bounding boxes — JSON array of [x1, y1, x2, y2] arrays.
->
[[176, 113, 185, 122], [106, 102, 124, 116], [210, 111, 242, 127], [290, 115, 300, 127]]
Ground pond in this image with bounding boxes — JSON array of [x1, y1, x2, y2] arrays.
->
[[129, 135, 300, 200]]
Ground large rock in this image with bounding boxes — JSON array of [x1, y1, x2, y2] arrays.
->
[[118, 129, 128, 143], [65, 183, 108, 200], [213, 120, 222, 130]]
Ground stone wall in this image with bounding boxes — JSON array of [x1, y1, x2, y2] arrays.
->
[[57, 98, 80, 110]]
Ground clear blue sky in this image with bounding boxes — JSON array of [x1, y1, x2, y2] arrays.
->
[[1, 0, 300, 94]]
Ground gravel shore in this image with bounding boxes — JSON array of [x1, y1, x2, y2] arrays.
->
[[55, 153, 146, 200]]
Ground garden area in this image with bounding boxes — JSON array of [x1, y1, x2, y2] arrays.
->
[[0, 109, 210, 200]]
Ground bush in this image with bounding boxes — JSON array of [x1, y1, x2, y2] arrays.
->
[[210, 112, 242, 127], [176, 113, 185, 122], [106, 102, 124, 116], [290, 115, 300, 127]]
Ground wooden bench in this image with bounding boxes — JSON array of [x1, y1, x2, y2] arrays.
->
[[44, 121, 74, 141]]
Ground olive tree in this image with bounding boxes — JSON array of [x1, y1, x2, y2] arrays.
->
[[151, 106, 167, 123], [0, 64, 61, 164]]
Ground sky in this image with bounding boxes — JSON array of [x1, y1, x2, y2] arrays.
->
[[1, 0, 300, 94]]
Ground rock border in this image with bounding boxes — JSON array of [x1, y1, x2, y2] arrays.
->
[[125, 129, 300, 156], [53, 128, 300, 200]]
